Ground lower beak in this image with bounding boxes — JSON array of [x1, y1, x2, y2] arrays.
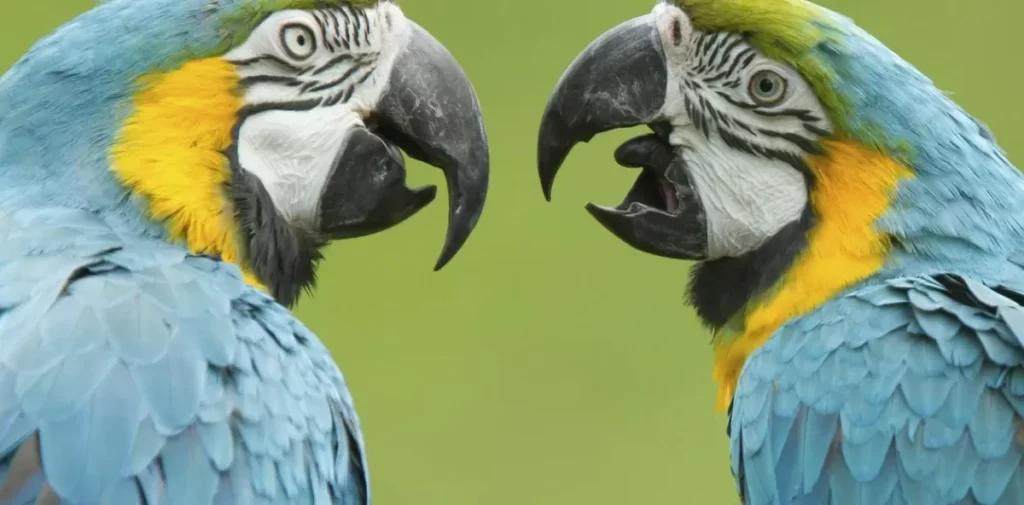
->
[[536, 14, 709, 260], [317, 21, 489, 271]]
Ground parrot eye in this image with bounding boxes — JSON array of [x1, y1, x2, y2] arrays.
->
[[747, 69, 788, 106], [280, 23, 317, 61]]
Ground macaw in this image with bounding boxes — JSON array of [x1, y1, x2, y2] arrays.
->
[[0, 0, 488, 504], [537, 0, 1024, 503]]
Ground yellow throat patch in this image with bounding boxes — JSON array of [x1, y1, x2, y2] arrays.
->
[[109, 58, 264, 289], [711, 139, 913, 411]]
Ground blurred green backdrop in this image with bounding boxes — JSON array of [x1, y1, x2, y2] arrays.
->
[[2, 0, 1021, 503]]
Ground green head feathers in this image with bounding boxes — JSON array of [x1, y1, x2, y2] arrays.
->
[[218, 0, 383, 51], [673, 0, 850, 137]]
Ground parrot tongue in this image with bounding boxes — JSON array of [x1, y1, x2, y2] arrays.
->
[[658, 174, 680, 213], [582, 138, 708, 261], [614, 167, 671, 214], [611, 121, 681, 215], [614, 167, 682, 215]]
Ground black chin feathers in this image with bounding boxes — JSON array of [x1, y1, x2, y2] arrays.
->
[[686, 205, 814, 329], [228, 170, 325, 307]]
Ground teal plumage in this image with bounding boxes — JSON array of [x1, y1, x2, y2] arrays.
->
[[532, 1, 1024, 503], [725, 10, 1024, 505], [0, 206, 368, 505], [731, 274, 1024, 504], [0, 0, 490, 501]]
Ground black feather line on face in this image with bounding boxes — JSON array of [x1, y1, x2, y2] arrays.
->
[[227, 170, 325, 307], [224, 101, 327, 307]]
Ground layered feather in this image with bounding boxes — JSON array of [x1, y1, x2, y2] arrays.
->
[[730, 274, 1024, 504], [0, 207, 368, 505]]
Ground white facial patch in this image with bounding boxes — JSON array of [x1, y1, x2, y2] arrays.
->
[[223, 3, 412, 229], [650, 2, 832, 258], [673, 129, 808, 258], [234, 104, 362, 228]]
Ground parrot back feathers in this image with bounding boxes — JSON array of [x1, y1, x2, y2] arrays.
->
[[0, 207, 368, 505], [730, 272, 1024, 504]]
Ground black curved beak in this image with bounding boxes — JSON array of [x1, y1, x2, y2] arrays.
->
[[537, 14, 666, 201], [318, 21, 489, 271], [536, 14, 708, 260]]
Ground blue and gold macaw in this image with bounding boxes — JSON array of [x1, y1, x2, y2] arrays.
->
[[0, 0, 488, 504], [538, 0, 1024, 503]]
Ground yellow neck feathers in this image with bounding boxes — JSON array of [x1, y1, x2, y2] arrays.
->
[[711, 140, 912, 411], [109, 58, 264, 288]]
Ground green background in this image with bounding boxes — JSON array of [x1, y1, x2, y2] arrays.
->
[[2, 1, 1020, 503]]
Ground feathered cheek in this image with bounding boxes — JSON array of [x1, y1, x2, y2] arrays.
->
[[680, 145, 809, 259], [230, 104, 362, 227]]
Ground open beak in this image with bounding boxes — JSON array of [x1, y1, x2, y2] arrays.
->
[[536, 14, 708, 260], [317, 21, 489, 271]]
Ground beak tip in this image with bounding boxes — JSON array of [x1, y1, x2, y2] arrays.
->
[[379, 21, 489, 273], [416, 186, 440, 211], [433, 227, 471, 272], [534, 14, 668, 208], [537, 134, 571, 204], [433, 187, 486, 272], [433, 247, 453, 271], [584, 202, 629, 238], [432, 257, 448, 272], [539, 171, 555, 202]]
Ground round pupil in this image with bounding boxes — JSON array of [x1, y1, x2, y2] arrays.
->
[[296, 34, 306, 46], [758, 77, 775, 94]]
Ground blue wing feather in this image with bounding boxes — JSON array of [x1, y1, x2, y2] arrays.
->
[[0, 207, 369, 505], [732, 273, 1024, 504]]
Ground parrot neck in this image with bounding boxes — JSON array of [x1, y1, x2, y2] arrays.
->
[[817, 21, 1024, 272], [701, 27, 1024, 410], [877, 156, 1024, 280], [107, 57, 267, 290], [107, 57, 328, 306], [0, 55, 268, 292], [703, 129, 1024, 411], [0, 0, 220, 242], [705, 139, 913, 411], [0, 4, 325, 306]]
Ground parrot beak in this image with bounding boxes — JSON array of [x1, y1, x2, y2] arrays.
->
[[536, 14, 709, 260], [317, 21, 489, 271]]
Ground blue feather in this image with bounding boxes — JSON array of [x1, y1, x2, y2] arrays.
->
[[0, 208, 369, 504], [800, 411, 837, 494], [733, 275, 1024, 504], [163, 429, 221, 505], [37, 364, 141, 501], [773, 410, 802, 503], [839, 426, 890, 481]]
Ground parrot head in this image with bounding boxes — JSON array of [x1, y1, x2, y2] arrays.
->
[[0, 0, 489, 306], [537, 0, 1024, 404]]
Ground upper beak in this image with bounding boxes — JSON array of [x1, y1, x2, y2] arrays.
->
[[318, 21, 489, 271], [535, 13, 710, 261], [537, 14, 666, 201]]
